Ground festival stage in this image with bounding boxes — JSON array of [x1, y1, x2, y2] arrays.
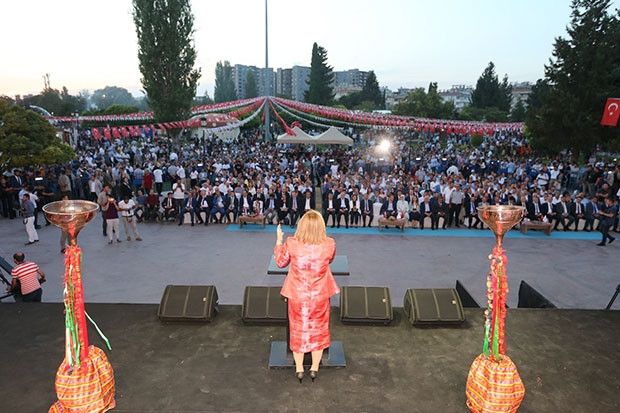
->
[[2, 303, 619, 412]]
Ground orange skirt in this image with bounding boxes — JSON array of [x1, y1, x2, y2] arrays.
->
[[288, 298, 331, 353]]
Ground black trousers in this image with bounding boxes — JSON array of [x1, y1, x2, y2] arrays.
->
[[600, 224, 614, 244]]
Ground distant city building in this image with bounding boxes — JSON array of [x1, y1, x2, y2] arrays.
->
[[291, 65, 311, 101], [385, 87, 412, 110], [511, 82, 532, 109], [232, 64, 274, 99], [439, 85, 473, 111], [333, 69, 369, 89], [275, 68, 292, 97]]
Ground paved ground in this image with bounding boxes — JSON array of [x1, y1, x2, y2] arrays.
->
[[0, 213, 618, 309]]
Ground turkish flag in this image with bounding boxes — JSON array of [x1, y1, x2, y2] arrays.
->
[[601, 98, 620, 126]]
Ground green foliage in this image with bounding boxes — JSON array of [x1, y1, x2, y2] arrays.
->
[[526, 0, 620, 154], [510, 100, 527, 122], [470, 134, 484, 147], [304, 43, 334, 105], [133, 0, 201, 122], [91, 86, 138, 109], [245, 71, 258, 99], [192, 93, 214, 106], [0, 100, 74, 169], [214, 61, 238, 103], [392, 83, 455, 119], [471, 62, 512, 112], [19, 87, 87, 116], [360, 71, 383, 108]]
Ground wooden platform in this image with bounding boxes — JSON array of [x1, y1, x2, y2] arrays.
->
[[520, 220, 553, 236], [378, 218, 406, 232], [238, 215, 265, 229]]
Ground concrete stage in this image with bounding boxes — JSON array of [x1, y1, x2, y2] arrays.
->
[[2, 303, 619, 412]]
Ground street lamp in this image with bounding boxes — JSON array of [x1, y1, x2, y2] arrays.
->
[[71, 112, 79, 148], [200, 117, 207, 166]]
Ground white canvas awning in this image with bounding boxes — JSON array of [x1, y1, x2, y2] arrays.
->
[[314, 126, 353, 145], [276, 127, 317, 144]]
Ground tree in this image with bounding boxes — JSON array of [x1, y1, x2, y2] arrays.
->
[[360, 71, 383, 108], [510, 99, 527, 122], [245, 70, 258, 99], [527, 0, 620, 154], [304, 43, 334, 105], [0, 100, 74, 169], [214, 61, 237, 103], [471, 62, 512, 112], [392, 83, 455, 119], [20, 87, 86, 116], [92, 86, 138, 110], [133, 0, 201, 122]]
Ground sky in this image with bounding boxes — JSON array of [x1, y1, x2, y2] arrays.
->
[[2, 0, 619, 99]]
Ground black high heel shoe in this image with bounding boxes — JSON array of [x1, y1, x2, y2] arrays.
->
[[309, 370, 318, 382], [296, 371, 305, 383]]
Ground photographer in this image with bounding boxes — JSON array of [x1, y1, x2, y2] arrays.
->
[[103, 193, 122, 244], [7, 252, 46, 302]]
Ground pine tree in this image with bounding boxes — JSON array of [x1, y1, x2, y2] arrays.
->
[[245, 71, 258, 99], [471, 62, 512, 112], [527, 0, 620, 154], [214, 61, 238, 103], [133, 0, 201, 123], [304, 43, 334, 105], [360, 71, 383, 108]]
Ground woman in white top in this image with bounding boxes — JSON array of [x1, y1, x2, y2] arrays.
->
[[396, 194, 409, 220]]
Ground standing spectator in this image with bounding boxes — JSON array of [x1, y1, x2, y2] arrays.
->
[[118, 195, 142, 241], [7, 252, 46, 302], [97, 184, 111, 237], [103, 194, 122, 244], [450, 184, 464, 228], [58, 169, 72, 199], [152, 165, 163, 196], [172, 177, 185, 215], [597, 197, 617, 246], [88, 174, 102, 202], [21, 193, 39, 245], [142, 169, 154, 195], [59, 195, 69, 253], [1, 175, 15, 218]]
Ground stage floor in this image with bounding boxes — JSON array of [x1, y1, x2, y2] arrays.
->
[[2, 303, 619, 412]]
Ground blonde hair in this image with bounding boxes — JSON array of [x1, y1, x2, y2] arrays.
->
[[294, 210, 327, 244]]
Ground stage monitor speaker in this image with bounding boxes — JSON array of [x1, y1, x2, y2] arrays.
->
[[403, 288, 465, 326], [241, 286, 287, 325], [517, 281, 556, 308], [157, 285, 218, 322], [340, 286, 393, 325], [455, 280, 481, 308]]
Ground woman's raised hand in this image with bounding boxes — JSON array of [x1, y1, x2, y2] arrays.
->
[[276, 224, 284, 245]]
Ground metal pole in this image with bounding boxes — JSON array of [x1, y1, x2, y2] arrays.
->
[[264, 0, 271, 141]]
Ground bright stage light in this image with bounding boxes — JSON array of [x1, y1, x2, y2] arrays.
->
[[378, 140, 391, 153]]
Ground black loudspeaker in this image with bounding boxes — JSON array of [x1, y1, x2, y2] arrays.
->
[[340, 286, 393, 325], [403, 288, 465, 326], [157, 285, 218, 322], [455, 280, 481, 308], [517, 281, 556, 308], [241, 286, 287, 325]]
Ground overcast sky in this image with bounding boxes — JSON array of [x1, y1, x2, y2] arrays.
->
[[2, 0, 618, 99]]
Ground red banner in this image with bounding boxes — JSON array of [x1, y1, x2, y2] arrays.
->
[[601, 98, 620, 126]]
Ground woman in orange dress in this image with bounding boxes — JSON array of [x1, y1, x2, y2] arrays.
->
[[274, 210, 339, 383]]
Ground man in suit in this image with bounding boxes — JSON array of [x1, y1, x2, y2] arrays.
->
[[289, 189, 302, 227], [554, 194, 574, 231], [360, 192, 374, 227], [584, 196, 601, 232], [464, 190, 482, 229], [432, 195, 449, 230], [323, 191, 337, 227], [178, 191, 196, 226], [238, 189, 253, 218], [541, 193, 556, 224], [210, 188, 226, 223], [335, 191, 350, 229], [225, 189, 239, 224], [569, 194, 586, 231], [419, 192, 434, 230], [300, 190, 315, 217], [264, 192, 279, 224], [161, 192, 176, 222], [380, 193, 398, 219], [597, 197, 617, 246], [525, 193, 543, 221]]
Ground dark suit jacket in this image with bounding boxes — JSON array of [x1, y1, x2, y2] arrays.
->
[[420, 201, 433, 216], [360, 198, 373, 215], [237, 195, 253, 214], [335, 197, 349, 212], [300, 195, 316, 211], [380, 199, 397, 215], [432, 201, 449, 215]]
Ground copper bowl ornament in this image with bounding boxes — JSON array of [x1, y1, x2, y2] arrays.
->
[[465, 205, 525, 413]]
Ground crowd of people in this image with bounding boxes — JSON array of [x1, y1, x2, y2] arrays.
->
[[2, 126, 620, 246]]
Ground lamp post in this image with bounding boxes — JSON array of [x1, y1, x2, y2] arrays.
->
[[200, 117, 207, 167], [71, 112, 79, 148], [264, 0, 271, 141]]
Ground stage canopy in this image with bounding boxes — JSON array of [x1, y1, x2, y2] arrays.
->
[[314, 126, 353, 145], [276, 127, 316, 144]]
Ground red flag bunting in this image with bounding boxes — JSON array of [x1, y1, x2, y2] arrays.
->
[[601, 98, 620, 126]]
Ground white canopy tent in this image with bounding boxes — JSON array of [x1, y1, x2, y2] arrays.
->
[[314, 126, 353, 145], [276, 127, 317, 144]]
